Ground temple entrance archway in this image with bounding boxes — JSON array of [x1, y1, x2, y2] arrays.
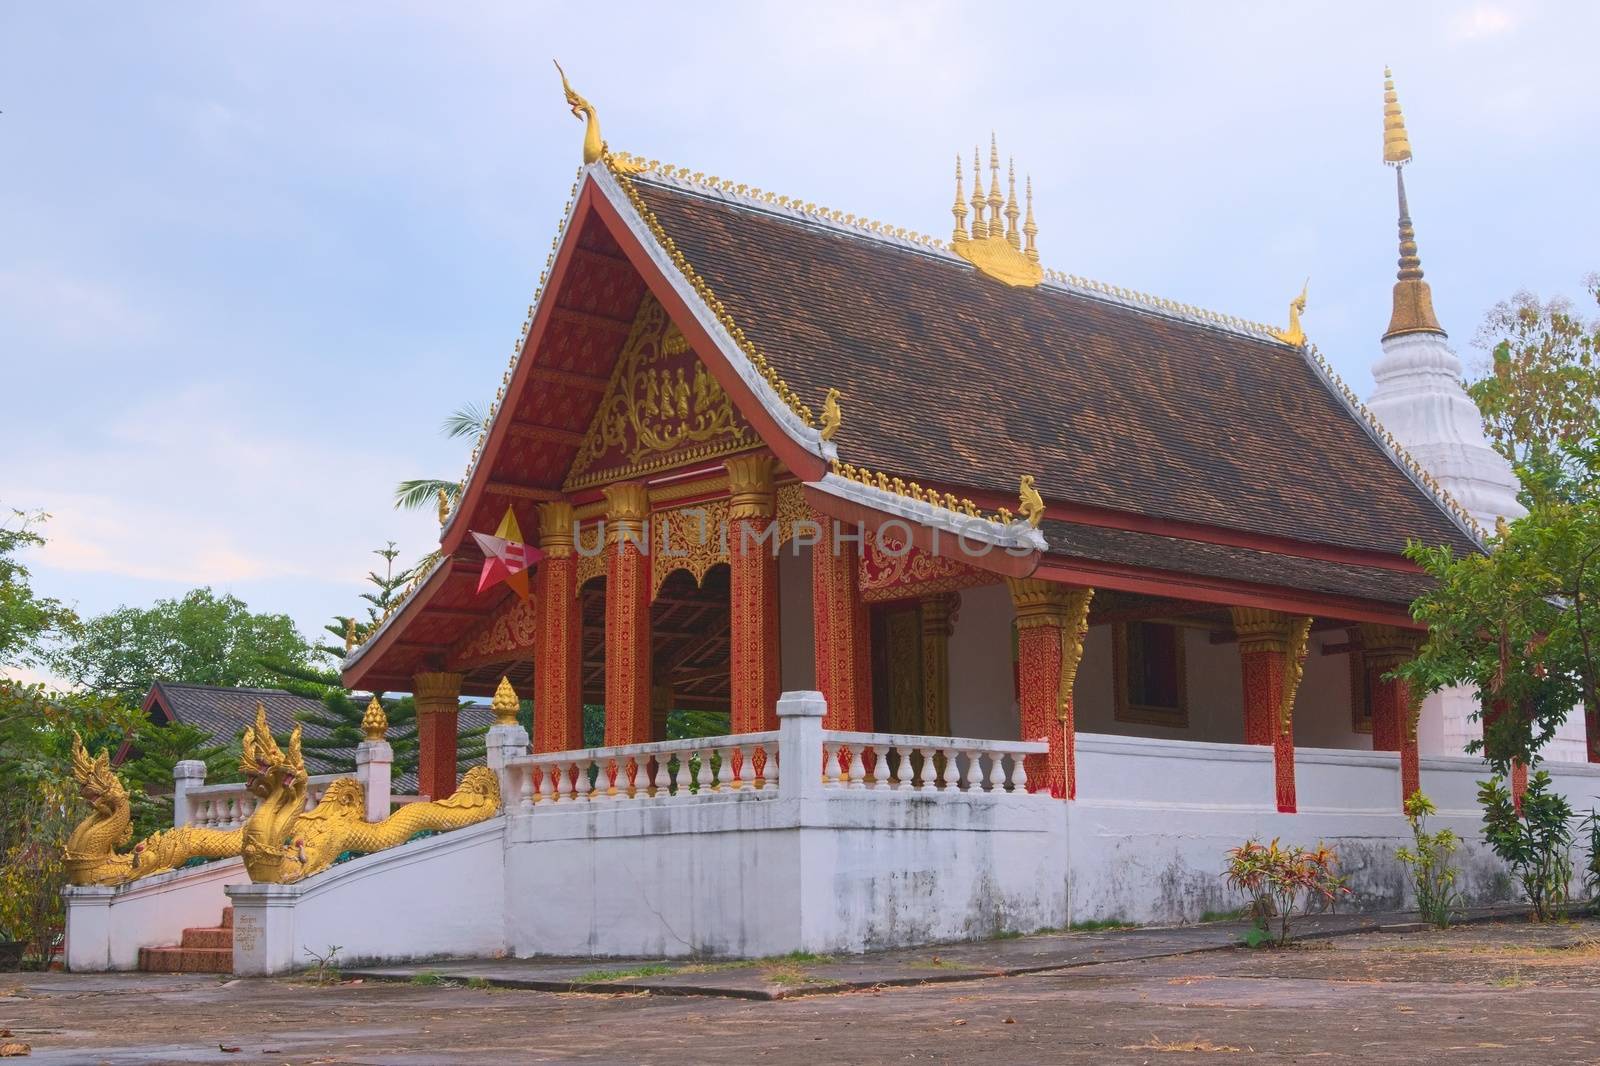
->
[[649, 565, 731, 738]]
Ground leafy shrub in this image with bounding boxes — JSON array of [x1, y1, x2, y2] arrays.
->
[[1479, 769, 1573, 921], [1223, 838, 1350, 947], [1396, 790, 1462, 928]]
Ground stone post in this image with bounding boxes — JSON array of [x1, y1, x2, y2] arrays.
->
[[776, 690, 826, 802], [1230, 608, 1312, 813], [534, 499, 583, 752], [1008, 579, 1093, 798], [354, 694, 394, 822], [486, 676, 531, 805], [810, 510, 872, 730], [603, 482, 652, 747], [413, 671, 462, 800], [726, 454, 780, 734], [172, 759, 206, 828]]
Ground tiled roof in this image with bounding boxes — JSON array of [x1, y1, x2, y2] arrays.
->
[[630, 177, 1479, 562], [144, 682, 495, 795]]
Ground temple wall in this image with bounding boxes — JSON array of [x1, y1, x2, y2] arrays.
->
[[777, 543, 816, 691], [1295, 645, 1371, 749], [63, 858, 248, 971], [948, 583, 1018, 740]]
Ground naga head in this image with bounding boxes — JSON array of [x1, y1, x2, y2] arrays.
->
[[240, 703, 305, 800], [70, 732, 127, 817], [553, 60, 590, 120]]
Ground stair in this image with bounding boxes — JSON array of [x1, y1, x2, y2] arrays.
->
[[137, 906, 233, 973]]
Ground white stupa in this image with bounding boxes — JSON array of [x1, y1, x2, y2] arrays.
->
[[1363, 70, 1585, 760]]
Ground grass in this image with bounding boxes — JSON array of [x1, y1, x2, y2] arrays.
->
[[465, 976, 492, 990], [575, 964, 676, 983], [1199, 909, 1247, 924], [991, 929, 1025, 940], [409, 971, 444, 987], [759, 963, 819, 986], [1070, 918, 1138, 932]]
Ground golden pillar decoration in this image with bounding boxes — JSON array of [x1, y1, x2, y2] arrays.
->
[[1229, 608, 1311, 813], [361, 696, 388, 741], [412, 671, 463, 800], [920, 593, 959, 737], [603, 482, 652, 747], [726, 455, 780, 734], [811, 508, 873, 731], [1008, 579, 1093, 799], [534, 500, 583, 752], [1360, 623, 1425, 805], [491, 676, 520, 728]]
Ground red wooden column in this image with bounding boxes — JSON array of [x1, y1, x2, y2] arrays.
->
[[726, 455, 780, 733], [533, 500, 582, 753], [412, 671, 462, 800], [603, 482, 652, 746], [1007, 579, 1093, 799], [1361, 624, 1424, 806], [1230, 609, 1312, 813], [811, 510, 872, 730]]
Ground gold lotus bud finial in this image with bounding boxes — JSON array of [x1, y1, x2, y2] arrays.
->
[[1382, 67, 1413, 166], [820, 387, 843, 441], [492, 676, 520, 727], [361, 696, 389, 741]]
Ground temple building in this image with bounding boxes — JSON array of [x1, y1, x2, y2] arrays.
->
[[64, 70, 1600, 973]]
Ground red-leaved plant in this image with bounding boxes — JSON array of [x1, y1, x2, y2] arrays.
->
[[1224, 838, 1351, 946]]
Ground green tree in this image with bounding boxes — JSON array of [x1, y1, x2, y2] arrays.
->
[[393, 402, 489, 513], [320, 542, 414, 659], [1469, 274, 1600, 503], [119, 722, 241, 840], [48, 587, 317, 705], [0, 508, 78, 666]]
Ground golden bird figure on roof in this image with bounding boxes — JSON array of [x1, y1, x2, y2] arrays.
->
[[1018, 474, 1045, 528], [819, 388, 843, 441]]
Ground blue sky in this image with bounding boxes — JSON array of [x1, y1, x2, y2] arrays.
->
[[2, 2, 1596, 681]]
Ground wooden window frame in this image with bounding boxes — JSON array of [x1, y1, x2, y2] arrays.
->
[[1112, 620, 1189, 728]]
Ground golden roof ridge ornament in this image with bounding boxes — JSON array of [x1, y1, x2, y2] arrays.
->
[[554, 59, 643, 174], [1381, 68, 1445, 338], [1272, 279, 1309, 346], [951, 134, 1043, 288]]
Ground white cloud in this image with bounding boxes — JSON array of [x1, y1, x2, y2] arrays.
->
[[1449, 4, 1518, 41]]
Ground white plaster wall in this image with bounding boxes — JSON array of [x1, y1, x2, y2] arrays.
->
[[228, 818, 506, 976], [1076, 626, 1246, 744], [63, 858, 247, 972], [947, 582, 1017, 740], [1296, 643, 1370, 750], [504, 789, 1067, 958], [778, 543, 815, 691]]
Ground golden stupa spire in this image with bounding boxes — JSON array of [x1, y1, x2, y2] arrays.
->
[[1381, 68, 1444, 338], [1023, 176, 1039, 262], [1005, 158, 1021, 248], [952, 153, 969, 244], [986, 134, 1003, 238], [949, 134, 1043, 288], [969, 146, 988, 239]]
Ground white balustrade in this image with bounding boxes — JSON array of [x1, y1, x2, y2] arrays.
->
[[818, 731, 1044, 795], [180, 773, 343, 830], [505, 733, 781, 807]]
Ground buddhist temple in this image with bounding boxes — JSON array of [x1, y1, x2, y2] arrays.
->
[[63, 69, 1600, 974]]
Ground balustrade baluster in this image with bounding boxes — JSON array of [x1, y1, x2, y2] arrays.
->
[[738, 745, 756, 790], [870, 746, 890, 789], [1008, 753, 1028, 792], [894, 746, 914, 790], [716, 745, 735, 791], [916, 747, 937, 790], [942, 748, 962, 790], [519, 766, 534, 809], [963, 749, 983, 792], [820, 743, 837, 787], [847, 746, 866, 789], [764, 747, 778, 788], [629, 758, 647, 797], [576, 759, 594, 802], [674, 752, 691, 796], [654, 755, 670, 796], [696, 749, 714, 793], [987, 751, 1007, 792]]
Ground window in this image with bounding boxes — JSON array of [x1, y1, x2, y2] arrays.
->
[[1113, 621, 1188, 727]]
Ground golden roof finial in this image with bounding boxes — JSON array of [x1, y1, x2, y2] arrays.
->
[[491, 676, 520, 727], [969, 147, 988, 240], [951, 135, 1043, 288], [361, 696, 388, 741], [1382, 67, 1413, 166], [987, 134, 1003, 237], [343, 617, 357, 653], [1273, 279, 1310, 346], [1005, 158, 1021, 249], [951, 154, 969, 245], [1018, 474, 1045, 528], [1023, 176, 1039, 263], [554, 60, 604, 166], [819, 387, 843, 441], [1381, 69, 1444, 338], [437, 487, 450, 526]]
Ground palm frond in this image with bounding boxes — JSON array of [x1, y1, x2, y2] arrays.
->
[[393, 479, 461, 511], [441, 402, 490, 440]]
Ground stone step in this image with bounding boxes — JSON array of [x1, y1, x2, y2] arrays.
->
[[180, 926, 233, 950], [137, 945, 233, 974]]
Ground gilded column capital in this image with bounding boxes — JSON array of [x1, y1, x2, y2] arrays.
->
[[412, 671, 463, 711], [603, 482, 650, 544], [920, 592, 960, 638], [1229, 607, 1299, 655], [1358, 622, 1423, 672], [725, 454, 777, 521], [1007, 578, 1092, 630], [538, 500, 576, 558]]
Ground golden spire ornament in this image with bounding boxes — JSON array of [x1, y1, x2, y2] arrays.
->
[[951, 154, 969, 245], [343, 617, 357, 653], [1273, 279, 1309, 346], [437, 487, 450, 526], [1018, 474, 1045, 528], [819, 387, 843, 441], [491, 676, 520, 727], [950, 135, 1043, 288], [1380, 68, 1445, 338], [361, 696, 389, 741]]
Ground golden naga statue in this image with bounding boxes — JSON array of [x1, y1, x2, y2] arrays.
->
[[819, 387, 843, 442], [1273, 279, 1309, 347], [554, 59, 643, 175], [1018, 474, 1045, 528], [64, 735, 243, 886], [236, 707, 501, 884]]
